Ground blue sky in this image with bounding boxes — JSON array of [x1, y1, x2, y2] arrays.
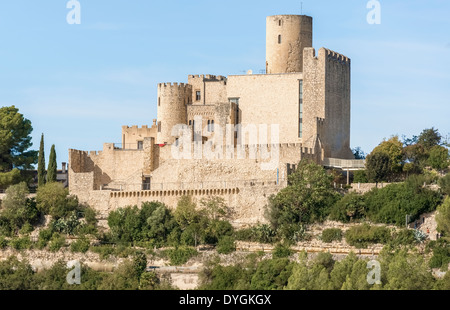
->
[[0, 0, 449, 167]]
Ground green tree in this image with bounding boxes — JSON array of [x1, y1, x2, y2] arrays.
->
[[286, 252, 332, 290], [428, 145, 449, 171], [265, 160, 339, 239], [174, 196, 200, 229], [381, 250, 435, 290], [37, 134, 46, 187], [371, 136, 404, 174], [0, 257, 36, 290], [47, 144, 57, 183], [329, 192, 366, 223], [35, 182, 72, 218], [418, 127, 441, 151], [1, 182, 39, 234], [438, 174, 450, 196], [250, 258, 293, 290], [200, 196, 230, 221], [0, 106, 37, 172], [365, 152, 390, 183], [436, 197, 450, 236]]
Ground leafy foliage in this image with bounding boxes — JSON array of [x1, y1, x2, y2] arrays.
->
[[345, 224, 391, 248], [329, 192, 366, 223], [439, 174, 450, 196], [265, 160, 339, 240], [0, 106, 37, 173], [321, 228, 343, 243], [428, 145, 449, 171], [162, 246, 198, 266], [366, 152, 390, 183]]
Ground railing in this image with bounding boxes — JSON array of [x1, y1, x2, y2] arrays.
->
[[322, 158, 366, 170], [102, 178, 289, 192]]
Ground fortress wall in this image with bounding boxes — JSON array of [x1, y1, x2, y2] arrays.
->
[[188, 75, 227, 106], [69, 143, 148, 194], [322, 48, 353, 159], [303, 47, 326, 152], [121, 124, 157, 149], [227, 73, 303, 144]]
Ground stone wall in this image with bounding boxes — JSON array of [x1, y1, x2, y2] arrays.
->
[[121, 124, 157, 150], [227, 73, 303, 145]]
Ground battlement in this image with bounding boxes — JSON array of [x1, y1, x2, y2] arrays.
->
[[188, 74, 227, 81], [158, 82, 192, 88], [122, 125, 150, 130], [322, 48, 350, 65]]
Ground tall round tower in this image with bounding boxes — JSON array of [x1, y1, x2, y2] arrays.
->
[[266, 15, 313, 74], [157, 83, 192, 145]]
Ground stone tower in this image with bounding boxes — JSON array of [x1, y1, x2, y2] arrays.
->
[[266, 15, 313, 74], [156, 83, 192, 145]]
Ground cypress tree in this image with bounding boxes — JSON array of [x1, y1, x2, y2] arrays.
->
[[47, 144, 57, 183], [37, 134, 46, 187]]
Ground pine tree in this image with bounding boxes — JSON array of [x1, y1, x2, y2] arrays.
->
[[47, 144, 57, 183], [37, 134, 46, 187]]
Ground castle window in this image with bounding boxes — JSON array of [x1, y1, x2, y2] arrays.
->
[[189, 120, 192, 126], [196, 91, 201, 101], [279, 20, 282, 26], [299, 80, 303, 138], [137, 141, 143, 150], [278, 35, 281, 44], [158, 97, 161, 106], [207, 120, 211, 132], [211, 120, 215, 132], [158, 121, 161, 133]]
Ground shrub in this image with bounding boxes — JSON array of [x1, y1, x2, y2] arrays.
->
[[91, 245, 115, 260], [70, 237, 90, 253], [0, 236, 8, 249], [329, 193, 366, 223], [439, 174, 450, 196], [389, 229, 417, 247], [48, 233, 66, 252], [272, 243, 292, 259], [163, 246, 198, 266], [321, 228, 343, 243], [353, 170, 368, 183], [345, 224, 391, 248], [429, 241, 450, 271], [10, 236, 32, 251], [37, 228, 53, 249], [364, 182, 442, 226], [216, 236, 236, 254]]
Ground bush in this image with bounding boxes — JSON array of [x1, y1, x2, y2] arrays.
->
[[216, 236, 236, 254], [70, 237, 90, 253], [345, 224, 391, 248], [321, 228, 343, 243], [429, 241, 450, 271], [36, 228, 53, 249], [91, 245, 115, 260], [364, 182, 442, 226], [163, 246, 198, 266], [389, 229, 417, 247], [439, 174, 450, 196], [235, 224, 276, 244], [10, 236, 32, 251], [0, 236, 8, 249], [329, 193, 366, 223], [48, 233, 66, 252], [353, 170, 368, 183], [272, 243, 292, 259]]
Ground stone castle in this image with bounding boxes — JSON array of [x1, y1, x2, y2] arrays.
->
[[69, 15, 363, 226]]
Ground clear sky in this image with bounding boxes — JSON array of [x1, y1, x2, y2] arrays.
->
[[0, 0, 449, 167]]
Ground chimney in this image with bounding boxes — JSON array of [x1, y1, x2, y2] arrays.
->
[[62, 162, 67, 174]]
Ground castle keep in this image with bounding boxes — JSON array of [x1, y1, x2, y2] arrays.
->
[[69, 15, 360, 226]]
